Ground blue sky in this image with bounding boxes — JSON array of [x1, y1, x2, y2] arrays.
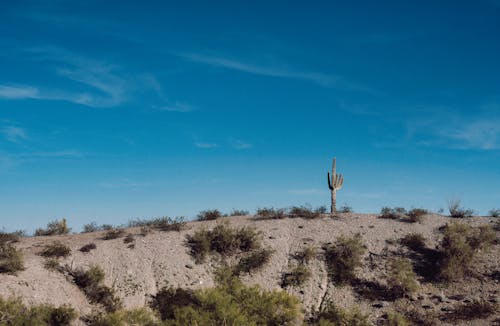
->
[[1, 0, 499, 232]]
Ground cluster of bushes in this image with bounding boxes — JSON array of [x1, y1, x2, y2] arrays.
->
[[101, 228, 126, 240], [448, 199, 474, 218], [185, 222, 262, 263], [439, 223, 496, 280], [489, 208, 500, 217], [0, 296, 76, 326], [39, 241, 71, 258], [129, 216, 187, 232], [323, 234, 366, 285], [81, 222, 114, 233], [0, 229, 24, 244], [35, 218, 70, 236], [256, 205, 327, 220], [379, 207, 428, 223], [66, 265, 122, 312]]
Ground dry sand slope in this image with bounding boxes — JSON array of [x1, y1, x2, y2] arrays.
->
[[1, 213, 498, 325]]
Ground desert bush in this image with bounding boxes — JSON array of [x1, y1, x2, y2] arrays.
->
[[229, 209, 250, 216], [448, 199, 474, 218], [0, 296, 77, 326], [256, 207, 287, 219], [102, 228, 125, 240], [405, 208, 428, 223], [385, 311, 410, 326], [323, 234, 366, 284], [379, 207, 407, 219], [489, 208, 500, 217], [129, 216, 187, 232], [80, 243, 97, 253], [399, 233, 427, 251], [296, 245, 317, 264], [197, 209, 223, 221], [439, 223, 496, 281], [386, 258, 418, 298], [39, 241, 71, 258], [288, 205, 322, 219], [185, 222, 261, 263], [68, 265, 122, 312], [34, 218, 70, 236], [82, 307, 159, 326], [82, 222, 115, 233], [150, 277, 301, 325], [0, 243, 24, 274], [311, 301, 370, 326], [123, 234, 134, 244], [441, 300, 497, 322], [234, 248, 274, 275], [338, 204, 353, 213], [43, 258, 61, 271], [0, 230, 24, 245], [281, 263, 311, 288]]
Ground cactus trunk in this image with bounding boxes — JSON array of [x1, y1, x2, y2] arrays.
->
[[327, 157, 343, 216], [331, 189, 337, 214]]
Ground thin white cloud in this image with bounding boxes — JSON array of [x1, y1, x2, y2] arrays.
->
[[98, 178, 150, 189], [230, 139, 253, 149], [1, 125, 27, 142], [159, 102, 193, 112], [438, 119, 500, 150], [0, 85, 39, 99], [194, 142, 218, 149]]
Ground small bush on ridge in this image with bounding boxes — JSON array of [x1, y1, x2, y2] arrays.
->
[[489, 209, 500, 217], [448, 199, 474, 218], [129, 216, 187, 232], [197, 209, 222, 221], [405, 208, 428, 223], [256, 207, 287, 219], [338, 204, 353, 213], [379, 207, 407, 219], [35, 218, 70, 236], [229, 209, 250, 216], [102, 228, 125, 240]]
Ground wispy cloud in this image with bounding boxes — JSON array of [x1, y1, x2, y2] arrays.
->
[[0, 85, 39, 99], [159, 102, 194, 112], [1, 125, 27, 142], [230, 139, 253, 149], [98, 178, 150, 189], [288, 188, 323, 195], [194, 142, 218, 149], [177, 52, 381, 94], [18, 150, 85, 159], [436, 119, 500, 150]]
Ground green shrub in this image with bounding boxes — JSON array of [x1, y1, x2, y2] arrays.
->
[[43, 258, 61, 272], [129, 216, 187, 232], [197, 209, 223, 221], [0, 296, 77, 326], [405, 208, 428, 223], [185, 222, 261, 263], [82, 222, 100, 233], [0, 230, 24, 245], [439, 223, 496, 281], [68, 265, 122, 312], [34, 218, 70, 236], [235, 248, 274, 275], [0, 243, 24, 274], [102, 229, 126, 240], [281, 263, 311, 287], [338, 204, 353, 213], [288, 205, 322, 219], [256, 207, 287, 219], [80, 243, 97, 253], [386, 258, 418, 298], [312, 302, 370, 326], [448, 199, 474, 218], [441, 300, 497, 322], [489, 209, 500, 217], [82, 307, 159, 326], [39, 241, 71, 258], [296, 245, 317, 264], [151, 278, 302, 325], [399, 233, 427, 251], [323, 234, 366, 284], [379, 207, 407, 219], [386, 311, 410, 326], [229, 209, 250, 216]]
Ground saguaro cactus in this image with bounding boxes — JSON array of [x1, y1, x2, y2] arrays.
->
[[327, 157, 344, 215]]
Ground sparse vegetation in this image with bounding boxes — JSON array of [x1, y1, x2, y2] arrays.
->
[[399, 233, 427, 251], [0, 296, 77, 326], [448, 199, 474, 218], [185, 222, 261, 263], [234, 248, 274, 275], [405, 208, 428, 223], [338, 204, 353, 213], [150, 275, 302, 325], [311, 302, 370, 326], [441, 300, 497, 322], [386, 258, 418, 298], [67, 265, 122, 312], [288, 205, 322, 219], [102, 228, 126, 240], [34, 218, 70, 236], [43, 258, 60, 271], [82, 222, 115, 233], [256, 207, 287, 219], [296, 245, 317, 264], [439, 223, 496, 280], [123, 233, 135, 244], [385, 311, 410, 326], [281, 263, 311, 287], [0, 230, 24, 245], [129, 216, 187, 232], [323, 234, 366, 284], [0, 243, 24, 274], [197, 209, 223, 221], [79, 243, 97, 253], [82, 307, 159, 326], [379, 207, 407, 219], [489, 208, 500, 217], [39, 241, 71, 258], [229, 209, 250, 216]]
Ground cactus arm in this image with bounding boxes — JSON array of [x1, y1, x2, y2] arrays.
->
[[327, 172, 333, 190]]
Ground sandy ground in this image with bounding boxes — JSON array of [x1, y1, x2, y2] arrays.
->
[[1, 213, 498, 325]]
